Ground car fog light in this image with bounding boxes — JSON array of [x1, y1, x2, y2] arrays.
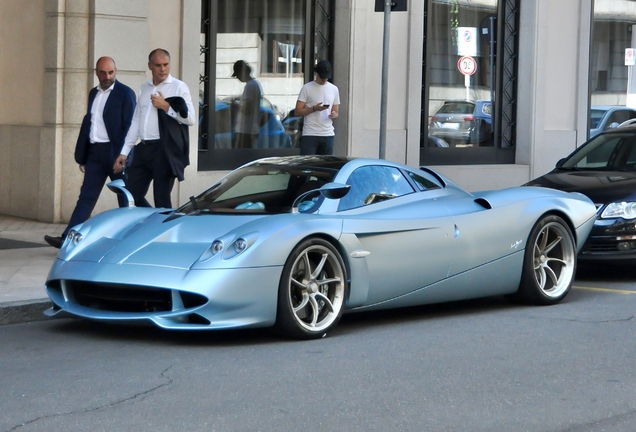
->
[[234, 238, 247, 253], [617, 242, 636, 251], [211, 240, 224, 255], [616, 235, 636, 241]]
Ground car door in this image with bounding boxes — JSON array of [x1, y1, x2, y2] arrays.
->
[[339, 165, 455, 305]]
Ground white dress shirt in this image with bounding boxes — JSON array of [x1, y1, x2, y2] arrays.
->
[[89, 83, 114, 143], [121, 74, 195, 156]]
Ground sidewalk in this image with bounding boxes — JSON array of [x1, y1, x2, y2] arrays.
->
[[0, 214, 66, 325]]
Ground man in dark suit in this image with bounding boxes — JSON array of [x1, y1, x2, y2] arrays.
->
[[44, 56, 136, 248]]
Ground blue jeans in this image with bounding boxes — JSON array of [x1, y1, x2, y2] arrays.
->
[[300, 135, 334, 155]]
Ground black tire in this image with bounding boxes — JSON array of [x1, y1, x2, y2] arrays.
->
[[275, 238, 347, 340], [513, 215, 577, 305]]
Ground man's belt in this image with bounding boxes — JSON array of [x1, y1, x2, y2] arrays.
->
[[140, 139, 161, 145]]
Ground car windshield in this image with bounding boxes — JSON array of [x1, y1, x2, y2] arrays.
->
[[436, 102, 475, 114], [560, 132, 636, 171], [176, 158, 345, 215]]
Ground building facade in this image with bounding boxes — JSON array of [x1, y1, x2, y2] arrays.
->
[[0, 0, 634, 223]]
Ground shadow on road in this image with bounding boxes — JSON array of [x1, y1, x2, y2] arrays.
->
[[575, 261, 636, 282], [42, 295, 522, 345], [39, 262, 634, 345]]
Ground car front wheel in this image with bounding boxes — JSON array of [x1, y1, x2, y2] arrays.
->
[[275, 238, 347, 339], [515, 215, 576, 305]]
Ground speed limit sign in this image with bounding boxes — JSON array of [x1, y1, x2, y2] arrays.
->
[[458, 56, 477, 75]]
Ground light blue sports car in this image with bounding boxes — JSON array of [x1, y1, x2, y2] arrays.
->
[[45, 156, 597, 339]]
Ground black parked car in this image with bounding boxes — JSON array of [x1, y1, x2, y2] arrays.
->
[[526, 126, 636, 262]]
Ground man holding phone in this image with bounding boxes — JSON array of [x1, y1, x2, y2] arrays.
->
[[295, 60, 340, 155]]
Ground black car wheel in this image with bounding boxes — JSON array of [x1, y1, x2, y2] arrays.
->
[[275, 238, 347, 339], [514, 215, 577, 305]]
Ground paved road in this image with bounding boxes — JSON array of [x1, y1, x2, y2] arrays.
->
[[1, 263, 635, 432]]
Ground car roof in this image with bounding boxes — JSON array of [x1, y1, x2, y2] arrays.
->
[[599, 123, 636, 134], [442, 99, 491, 104], [591, 105, 636, 111]]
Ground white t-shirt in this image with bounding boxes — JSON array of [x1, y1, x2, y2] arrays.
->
[[297, 81, 340, 136]]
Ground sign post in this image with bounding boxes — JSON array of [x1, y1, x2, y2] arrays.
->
[[626, 48, 636, 108], [375, 0, 407, 159], [457, 56, 477, 100]]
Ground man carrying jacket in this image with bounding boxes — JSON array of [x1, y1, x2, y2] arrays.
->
[[44, 56, 136, 248], [113, 48, 195, 208]]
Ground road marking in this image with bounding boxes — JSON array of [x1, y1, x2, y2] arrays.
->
[[573, 285, 636, 295]]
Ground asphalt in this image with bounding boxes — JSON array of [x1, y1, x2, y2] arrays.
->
[[0, 214, 66, 325]]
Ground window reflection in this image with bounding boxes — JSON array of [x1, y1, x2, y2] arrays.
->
[[590, 0, 636, 138], [425, 0, 498, 150], [214, 0, 305, 150]]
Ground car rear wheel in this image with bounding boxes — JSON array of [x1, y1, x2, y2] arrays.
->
[[275, 238, 347, 339], [514, 215, 576, 305]]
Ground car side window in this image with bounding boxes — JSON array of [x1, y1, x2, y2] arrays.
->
[[607, 110, 636, 129], [338, 166, 415, 211], [625, 142, 636, 167], [407, 171, 441, 191]]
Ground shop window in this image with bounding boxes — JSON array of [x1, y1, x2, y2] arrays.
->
[[590, 1, 636, 139], [199, 0, 335, 171], [420, 0, 518, 166]]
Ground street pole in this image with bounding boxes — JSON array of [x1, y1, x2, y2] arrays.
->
[[379, 0, 391, 159]]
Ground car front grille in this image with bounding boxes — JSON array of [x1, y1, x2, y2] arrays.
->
[[51, 280, 207, 313]]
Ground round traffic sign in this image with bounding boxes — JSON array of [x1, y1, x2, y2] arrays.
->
[[457, 56, 477, 75]]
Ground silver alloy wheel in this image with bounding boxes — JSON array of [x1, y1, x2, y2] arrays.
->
[[532, 221, 576, 298], [286, 244, 345, 333]]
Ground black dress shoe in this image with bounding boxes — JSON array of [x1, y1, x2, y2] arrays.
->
[[44, 235, 64, 249]]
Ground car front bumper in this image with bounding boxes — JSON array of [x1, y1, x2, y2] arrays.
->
[[45, 258, 282, 330], [578, 217, 636, 261]]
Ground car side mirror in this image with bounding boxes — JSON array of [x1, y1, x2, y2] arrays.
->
[[291, 182, 350, 213], [106, 179, 135, 207], [320, 182, 351, 200]]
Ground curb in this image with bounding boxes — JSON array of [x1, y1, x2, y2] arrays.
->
[[0, 299, 53, 326]]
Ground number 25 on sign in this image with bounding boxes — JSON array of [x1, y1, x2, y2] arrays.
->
[[457, 56, 477, 75]]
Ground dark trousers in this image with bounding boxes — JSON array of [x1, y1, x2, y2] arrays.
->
[[126, 140, 175, 208], [235, 132, 258, 149], [300, 135, 334, 155], [64, 142, 126, 236]]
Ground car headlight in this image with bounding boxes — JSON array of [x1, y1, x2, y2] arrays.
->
[[600, 202, 636, 219], [67, 229, 84, 246], [234, 238, 248, 253], [211, 240, 224, 255]]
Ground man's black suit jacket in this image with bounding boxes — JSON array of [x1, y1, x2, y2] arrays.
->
[[158, 96, 190, 182], [74, 80, 136, 166]]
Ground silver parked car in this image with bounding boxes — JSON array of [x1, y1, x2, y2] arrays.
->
[[45, 156, 596, 339], [428, 100, 493, 147]]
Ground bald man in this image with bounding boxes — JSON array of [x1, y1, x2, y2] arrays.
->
[[45, 56, 137, 248]]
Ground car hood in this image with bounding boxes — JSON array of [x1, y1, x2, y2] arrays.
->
[[60, 210, 271, 269], [527, 170, 636, 204]]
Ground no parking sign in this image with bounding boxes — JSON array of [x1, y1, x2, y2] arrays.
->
[[626, 48, 636, 66], [457, 27, 477, 56]]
